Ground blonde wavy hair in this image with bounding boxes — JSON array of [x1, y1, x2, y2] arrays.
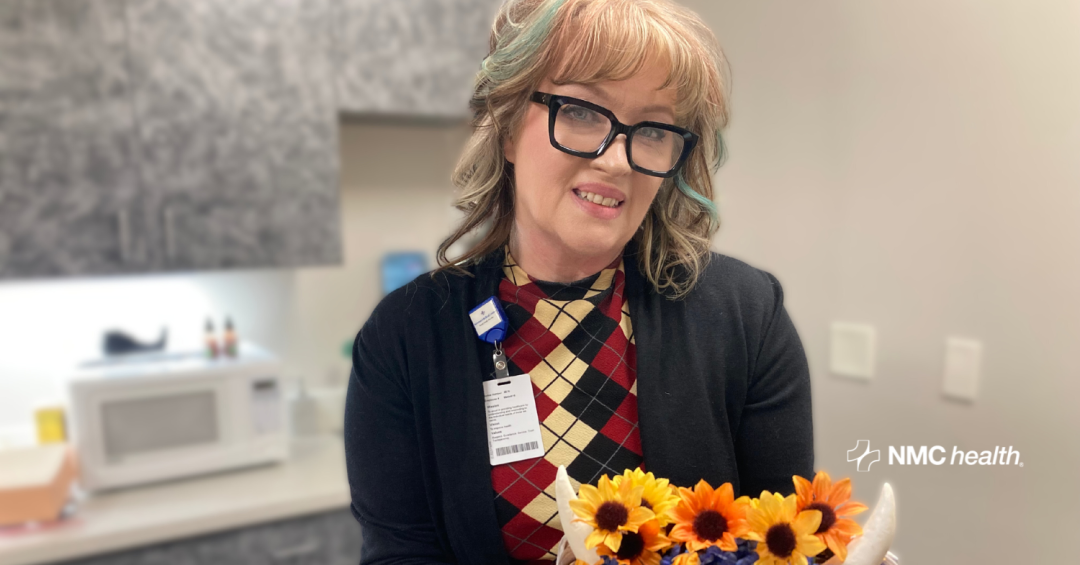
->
[[435, 0, 730, 298]]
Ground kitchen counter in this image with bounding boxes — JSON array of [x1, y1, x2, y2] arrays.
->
[[0, 435, 351, 565]]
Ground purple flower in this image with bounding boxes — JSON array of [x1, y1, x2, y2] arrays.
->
[[660, 541, 760, 565], [660, 545, 686, 565], [699, 540, 758, 565]]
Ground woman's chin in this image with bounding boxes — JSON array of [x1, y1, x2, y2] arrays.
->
[[559, 231, 630, 259]]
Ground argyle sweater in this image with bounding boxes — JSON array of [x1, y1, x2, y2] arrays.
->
[[491, 247, 644, 562]]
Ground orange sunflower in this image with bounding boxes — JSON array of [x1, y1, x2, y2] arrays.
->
[[671, 552, 700, 565], [595, 519, 671, 565], [613, 469, 682, 526], [570, 474, 655, 553], [669, 479, 750, 551], [793, 471, 867, 562], [745, 491, 826, 565]]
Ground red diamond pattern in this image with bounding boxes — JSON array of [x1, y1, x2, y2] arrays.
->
[[491, 246, 642, 562]]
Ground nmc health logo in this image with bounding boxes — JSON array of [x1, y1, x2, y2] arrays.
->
[[847, 440, 1023, 472]]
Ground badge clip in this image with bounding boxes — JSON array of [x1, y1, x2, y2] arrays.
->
[[493, 342, 510, 379], [469, 296, 509, 344]]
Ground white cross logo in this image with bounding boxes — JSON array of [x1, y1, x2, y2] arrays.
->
[[847, 440, 880, 472]]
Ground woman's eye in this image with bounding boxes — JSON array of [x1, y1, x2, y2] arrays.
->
[[564, 106, 600, 122], [639, 128, 668, 142]]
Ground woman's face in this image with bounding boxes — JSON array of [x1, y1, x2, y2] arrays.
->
[[504, 60, 678, 263]]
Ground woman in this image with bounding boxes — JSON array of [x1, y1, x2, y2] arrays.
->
[[344, 0, 814, 563]]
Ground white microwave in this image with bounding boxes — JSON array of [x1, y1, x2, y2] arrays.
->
[[68, 344, 288, 492]]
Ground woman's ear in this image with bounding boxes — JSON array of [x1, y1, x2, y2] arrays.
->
[[503, 134, 516, 165]]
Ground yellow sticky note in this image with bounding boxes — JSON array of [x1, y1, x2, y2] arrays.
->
[[35, 406, 66, 444]]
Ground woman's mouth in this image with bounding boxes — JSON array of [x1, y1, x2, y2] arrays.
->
[[571, 188, 624, 220], [573, 188, 623, 208]]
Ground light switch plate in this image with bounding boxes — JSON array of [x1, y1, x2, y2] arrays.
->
[[942, 337, 982, 401], [830, 322, 876, 380]]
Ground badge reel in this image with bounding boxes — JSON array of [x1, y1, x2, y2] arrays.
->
[[469, 297, 545, 466]]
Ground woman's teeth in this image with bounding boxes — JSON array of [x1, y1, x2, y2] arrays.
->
[[575, 189, 621, 208]]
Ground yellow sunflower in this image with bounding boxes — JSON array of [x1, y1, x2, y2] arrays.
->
[[745, 491, 826, 565], [669, 479, 750, 551], [612, 469, 682, 526], [570, 474, 655, 553], [595, 519, 671, 565], [793, 471, 867, 562]]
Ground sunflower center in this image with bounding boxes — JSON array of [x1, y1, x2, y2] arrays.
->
[[692, 509, 728, 541], [595, 501, 629, 532], [806, 502, 837, 534], [765, 523, 797, 558], [615, 531, 646, 559]]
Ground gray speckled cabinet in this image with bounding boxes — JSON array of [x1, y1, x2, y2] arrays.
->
[[334, 0, 504, 119], [55, 508, 363, 565], [0, 0, 150, 278], [125, 0, 343, 272]]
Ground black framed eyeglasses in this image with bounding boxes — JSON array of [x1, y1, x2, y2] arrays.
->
[[529, 91, 698, 178]]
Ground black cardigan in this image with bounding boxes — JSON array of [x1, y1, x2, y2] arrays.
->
[[344, 241, 814, 564]]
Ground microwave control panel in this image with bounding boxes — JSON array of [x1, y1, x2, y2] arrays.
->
[[249, 377, 282, 435]]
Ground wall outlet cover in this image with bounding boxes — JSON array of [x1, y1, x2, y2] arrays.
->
[[830, 322, 877, 380], [942, 337, 983, 402]]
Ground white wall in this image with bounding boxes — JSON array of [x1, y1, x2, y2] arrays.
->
[[682, 0, 1080, 561]]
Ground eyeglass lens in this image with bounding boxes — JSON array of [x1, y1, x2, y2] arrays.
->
[[553, 103, 685, 173]]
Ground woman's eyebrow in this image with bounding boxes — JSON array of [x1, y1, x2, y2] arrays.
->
[[638, 103, 676, 120], [569, 83, 675, 121], [558, 82, 610, 105]]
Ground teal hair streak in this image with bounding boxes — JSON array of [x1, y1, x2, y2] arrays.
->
[[480, 0, 568, 83], [674, 172, 718, 229], [674, 129, 725, 229]]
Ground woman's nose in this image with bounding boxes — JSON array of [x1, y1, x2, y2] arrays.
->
[[591, 134, 633, 176]]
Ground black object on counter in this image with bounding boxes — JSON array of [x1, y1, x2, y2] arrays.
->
[[103, 328, 167, 356]]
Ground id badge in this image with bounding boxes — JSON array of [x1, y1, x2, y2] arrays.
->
[[483, 374, 545, 466]]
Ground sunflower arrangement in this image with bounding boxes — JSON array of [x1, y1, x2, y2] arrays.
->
[[562, 468, 888, 565]]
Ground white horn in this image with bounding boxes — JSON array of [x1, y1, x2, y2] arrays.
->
[[824, 482, 896, 565], [555, 465, 600, 564]]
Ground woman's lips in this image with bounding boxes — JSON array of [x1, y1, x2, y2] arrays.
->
[[571, 188, 623, 220]]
